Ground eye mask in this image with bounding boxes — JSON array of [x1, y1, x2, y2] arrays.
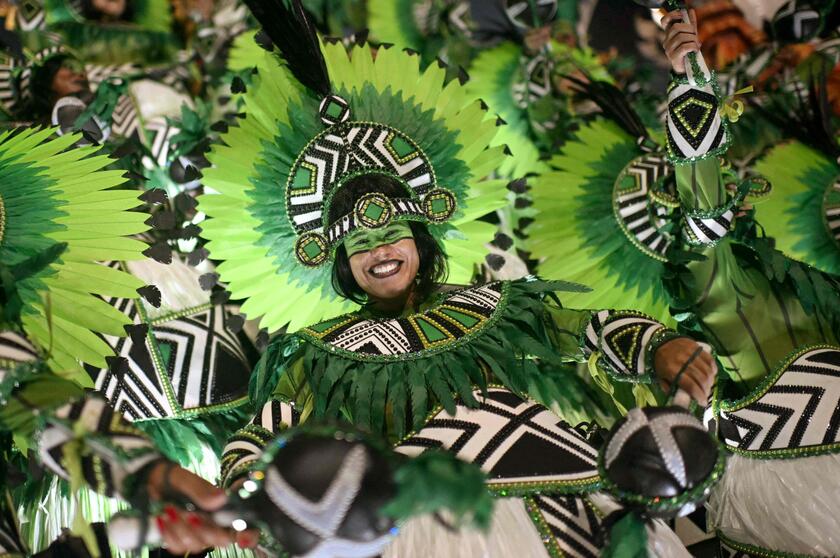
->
[[343, 222, 414, 257]]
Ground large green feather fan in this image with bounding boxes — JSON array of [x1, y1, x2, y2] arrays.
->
[[201, 42, 508, 333], [529, 119, 674, 325], [465, 42, 548, 178], [0, 128, 148, 383], [753, 140, 840, 276]]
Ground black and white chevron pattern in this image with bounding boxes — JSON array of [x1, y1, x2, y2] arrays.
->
[[397, 387, 600, 489], [39, 394, 160, 498], [15, 0, 46, 30], [512, 53, 552, 108], [85, 63, 138, 91], [717, 347, 840, 454], [826, 181, 840, 243], [287, 123, 434, 234], [615, 154, 674, 260], [87, 265, 252, 420], [530, 494, 601, 558], [583, 310, 664, 379], [110, 95, 140, 138], [142, 117, 179, 167]]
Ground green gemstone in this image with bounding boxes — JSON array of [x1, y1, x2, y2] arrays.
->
[[325, 100, 344, 118], [303, 239, 323, 259], [157, 341, 173, 367], [364, 202, 385, 221], [430, 198, 448, 215], [292, 166, 313, 190], [390, 135, 416, 158]]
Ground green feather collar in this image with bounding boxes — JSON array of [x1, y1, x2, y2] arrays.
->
[[251, 278, 594, 440]]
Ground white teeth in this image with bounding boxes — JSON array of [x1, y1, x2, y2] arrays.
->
[[372, 262, 399, 276]]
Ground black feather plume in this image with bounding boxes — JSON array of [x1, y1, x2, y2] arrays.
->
[[564, 75, 649, 141], [242, 0, 331, 96]]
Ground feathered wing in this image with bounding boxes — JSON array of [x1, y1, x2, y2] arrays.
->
[[0, 128, 149, 383], [754, 141, 840, 276], [529, 119, 674, 325], [201, 41, 508, 332]]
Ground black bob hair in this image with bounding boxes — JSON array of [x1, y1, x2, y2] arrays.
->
[[328, 174, 448, 306]]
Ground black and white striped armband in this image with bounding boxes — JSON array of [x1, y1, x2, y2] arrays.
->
[[682, 202, 736, 247], [38, 394, 162, 499], [220, 399, 300, 488], [583, 311, 678, 382], [665, 77, 730, 163]]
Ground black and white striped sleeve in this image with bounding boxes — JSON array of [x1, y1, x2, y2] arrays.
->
[[220, 399, 300, 488], [37, 394, 162, 499], [582, 310, 679, 382]]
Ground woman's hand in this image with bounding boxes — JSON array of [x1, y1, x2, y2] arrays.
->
[[653, 337, 717, 406], [146, 461, 259, 554], [661, 9, 701, 74]]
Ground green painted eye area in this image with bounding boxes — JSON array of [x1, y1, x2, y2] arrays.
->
[[344, 222, 414, 257]]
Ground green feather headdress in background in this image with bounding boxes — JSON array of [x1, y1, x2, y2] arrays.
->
[[200, 0, 509, 333], [529, 118, 676, 326], [754, 141, 840, 276], [0, 127, 150, 383], [43, 0, 176, 65]]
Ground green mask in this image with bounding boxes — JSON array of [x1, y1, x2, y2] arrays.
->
[[343, 221, 414, 257]]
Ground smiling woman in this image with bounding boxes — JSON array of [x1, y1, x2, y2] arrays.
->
[[330, 174, 447, 309]]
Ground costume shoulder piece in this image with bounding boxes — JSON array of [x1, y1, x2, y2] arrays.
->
[[202, 0, 511, 332], [300, 281, 509, 359], [251, 278, 594, 439]]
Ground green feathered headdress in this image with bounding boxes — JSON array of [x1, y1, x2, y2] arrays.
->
[[753, 141, 840, 276], [200, 1, 508, 332], [0, 127, 150, 383]]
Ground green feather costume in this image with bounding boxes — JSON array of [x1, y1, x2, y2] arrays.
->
[[200, 4, 696, 555]]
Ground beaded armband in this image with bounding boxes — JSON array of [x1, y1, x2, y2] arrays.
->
[[582, 310, 670, 382], [220, 399, 300, 488], [665, 75, 730, 163]]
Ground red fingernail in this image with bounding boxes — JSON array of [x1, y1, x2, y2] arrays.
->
[[236, 532, 257, 549], [164, 505, 179, 522], [155, 516, 166, 532], [186, 513, 203, 528]]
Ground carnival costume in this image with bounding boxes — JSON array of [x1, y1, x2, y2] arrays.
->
[[528, 30, 840, 553], [188, 2, 727, 556]]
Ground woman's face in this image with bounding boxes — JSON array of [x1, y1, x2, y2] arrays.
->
[[51, 59, 89, 100], [91, 0, 127, 19], [346, 222, 419, 303]]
